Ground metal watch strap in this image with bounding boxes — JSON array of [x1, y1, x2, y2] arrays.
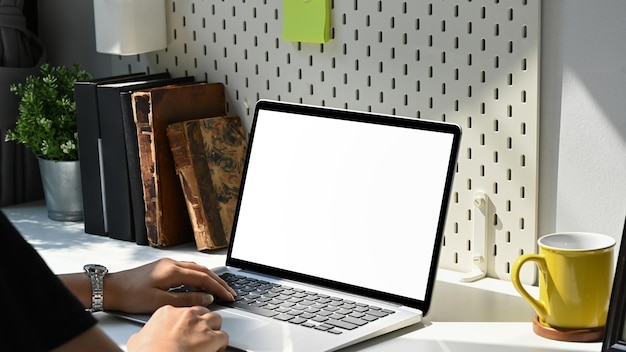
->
[[83, 264, 108, 312]]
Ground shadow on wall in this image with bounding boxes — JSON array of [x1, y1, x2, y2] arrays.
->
[[551, 1, 626, 236]]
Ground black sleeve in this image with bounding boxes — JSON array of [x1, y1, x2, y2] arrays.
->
[[0, 210, 98, 351]]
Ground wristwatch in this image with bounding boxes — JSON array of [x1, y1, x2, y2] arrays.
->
[[83, 264, 108, 312]]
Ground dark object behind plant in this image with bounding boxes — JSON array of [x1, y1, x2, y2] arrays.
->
[[0, 0, 47, 206], [6, 63, 92, 161]]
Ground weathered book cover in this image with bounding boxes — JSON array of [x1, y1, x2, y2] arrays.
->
[[97, 73, 185, 242], [119, 76, 195, 245], [167, 116, 248, 251], [131, 82, 226, 247]]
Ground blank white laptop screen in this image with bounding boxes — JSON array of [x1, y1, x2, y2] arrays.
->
[[230, 103, 458, 306]]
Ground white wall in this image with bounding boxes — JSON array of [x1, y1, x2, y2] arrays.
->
[[38, 0, 626, 245], [538, 1, 626, 244]]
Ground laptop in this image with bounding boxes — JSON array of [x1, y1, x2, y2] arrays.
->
[[117, 100, 461, 351]]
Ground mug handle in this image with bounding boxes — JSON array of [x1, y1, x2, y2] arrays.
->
[[511, 254, 548, 320]]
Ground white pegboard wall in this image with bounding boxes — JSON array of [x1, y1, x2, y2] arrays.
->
[[112, 0, 540, 284]]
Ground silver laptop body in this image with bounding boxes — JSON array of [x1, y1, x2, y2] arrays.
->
[[118, 100, 461, 352]]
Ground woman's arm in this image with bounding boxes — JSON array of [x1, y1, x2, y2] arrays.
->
[[51, 305, 229, 352], [58, 258, 236, 313], [51, 325, 122, 352]]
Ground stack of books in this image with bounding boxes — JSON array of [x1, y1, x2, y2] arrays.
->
[[74, 74, 247, 250]]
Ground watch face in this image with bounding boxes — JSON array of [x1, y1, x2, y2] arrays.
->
[[84, 264, 108, 274]]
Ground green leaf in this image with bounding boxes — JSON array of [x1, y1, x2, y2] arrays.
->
[[6, 63, 92, 161]]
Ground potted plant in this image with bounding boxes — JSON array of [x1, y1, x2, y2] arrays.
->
[[5, 63, 92, 221]]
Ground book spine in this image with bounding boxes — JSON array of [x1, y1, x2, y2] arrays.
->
[[167, 121, 227, 251], [120, 91, 148, 245], [201, 116, 248, 244], [132, 92, 160, 247], [74, 82, 106, 235], [97, 87, 135, 242]]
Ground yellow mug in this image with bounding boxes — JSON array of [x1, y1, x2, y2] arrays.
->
[[511, 232, 615, 330]]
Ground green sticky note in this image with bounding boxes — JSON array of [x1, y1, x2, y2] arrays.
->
[[282, 0, 330, 43]]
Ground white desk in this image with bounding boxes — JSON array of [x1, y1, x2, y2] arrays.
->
[[3, 201, 602, 352]]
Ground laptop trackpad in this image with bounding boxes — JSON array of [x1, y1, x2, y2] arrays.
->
[[221, 308, 269, 331], [218, 308, 297, 352]]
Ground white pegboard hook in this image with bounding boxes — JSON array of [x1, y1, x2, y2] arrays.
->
[[460, 191, 489, 282]]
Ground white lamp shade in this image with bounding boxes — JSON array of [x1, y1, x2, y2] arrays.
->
[[93, 0, 167, 55]]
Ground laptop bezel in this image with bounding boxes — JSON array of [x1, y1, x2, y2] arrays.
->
[[226, 99, 462, 316]]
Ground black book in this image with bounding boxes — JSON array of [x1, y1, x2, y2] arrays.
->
[[97, 74, 196, 242], [119, 77, 196, 245], [98, 75, 197, 242], [74, 73, 147, 236]]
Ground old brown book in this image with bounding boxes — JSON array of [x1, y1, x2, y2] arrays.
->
[[167, 116, 248, 251], [131, 82, 226, 247]]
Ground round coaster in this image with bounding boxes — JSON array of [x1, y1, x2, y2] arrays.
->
[[532, 316, 605, 342]]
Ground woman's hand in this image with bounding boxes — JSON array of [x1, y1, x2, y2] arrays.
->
[[59, 258, 236, 313], [127, 305, 228, 352], [104, 258, 236, 313]]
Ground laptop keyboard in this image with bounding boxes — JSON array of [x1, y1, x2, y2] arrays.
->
[[217, 273, 396, 335]]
